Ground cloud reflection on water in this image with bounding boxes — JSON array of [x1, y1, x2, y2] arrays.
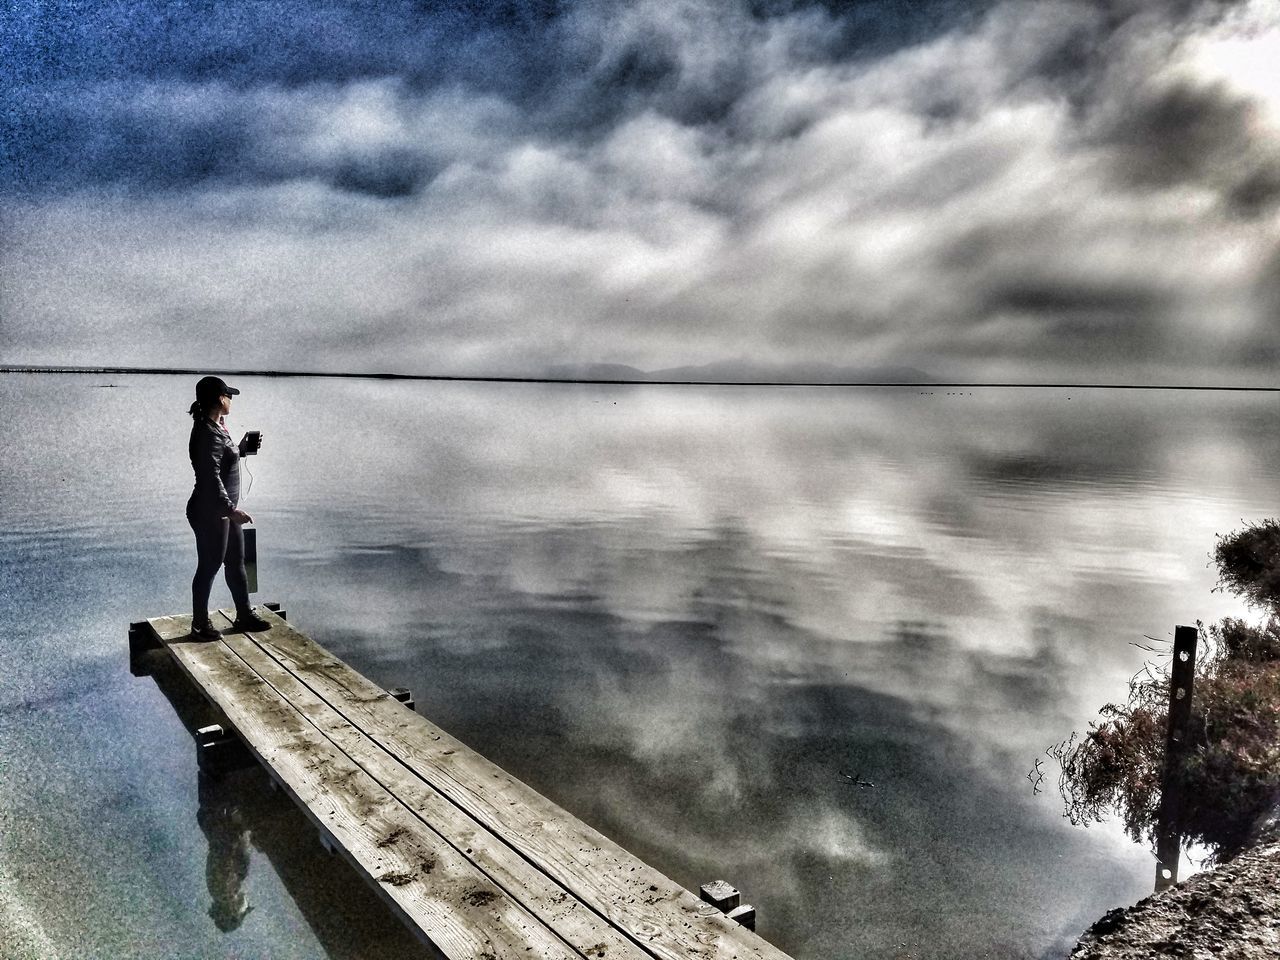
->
[[3, 375, 1278, 958], [301, 535, 1140, 956], [245, 379, 1274, 956]]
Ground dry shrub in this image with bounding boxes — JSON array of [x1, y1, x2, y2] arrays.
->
[[1213, 518, 1280, 611], [1048, 521, 1280, 862]]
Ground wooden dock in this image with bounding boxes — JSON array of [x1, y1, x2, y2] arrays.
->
[[130, 606, 795, 960]]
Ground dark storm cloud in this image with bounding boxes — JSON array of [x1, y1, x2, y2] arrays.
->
[[1099, 81, 1257, 188], [986, 279, 1165, 323], [980, 278, 1169, 356], [2, 1, 557, 195], [1048, 0, 1280, 222], [1, 0, 988, 193], [6, 80, 446, 198], [1, 0, 565, 90], [3, 0, 1279, 380], [1226, 163, 1280, 219]]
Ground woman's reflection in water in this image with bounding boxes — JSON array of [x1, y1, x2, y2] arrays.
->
[[197, 772, 254, 932]]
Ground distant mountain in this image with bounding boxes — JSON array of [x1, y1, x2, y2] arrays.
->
[[544, 360, 933, 384], [544, 363, 649, 381], [648, 360, 933, 383]]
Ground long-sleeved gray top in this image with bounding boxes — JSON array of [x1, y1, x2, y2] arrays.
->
[[188, 417, 243, 516]]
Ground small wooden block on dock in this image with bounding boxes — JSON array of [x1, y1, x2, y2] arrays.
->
[[701, 880, 741, 912], [136, 606, 795, 960]]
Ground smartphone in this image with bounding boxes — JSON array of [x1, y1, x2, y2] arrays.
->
[[245, 430, 262, 454]]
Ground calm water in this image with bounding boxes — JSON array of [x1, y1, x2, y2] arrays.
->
[[2, 374, 1276, 960]]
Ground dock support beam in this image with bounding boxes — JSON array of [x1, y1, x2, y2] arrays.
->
[[197, 724, 257, 778], [701, 881, 756, 931], [390, 687, 415, 712], [1154, 624, 1198, 892]]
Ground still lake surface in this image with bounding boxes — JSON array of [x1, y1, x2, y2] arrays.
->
[[1, 373, 1276, 960]]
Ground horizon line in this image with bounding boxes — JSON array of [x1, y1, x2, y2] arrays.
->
[[2, 364, 1277, 392]]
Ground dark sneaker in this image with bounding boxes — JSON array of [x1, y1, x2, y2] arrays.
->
[[191, 622, 221, 640], [231, 610, 272, 633]]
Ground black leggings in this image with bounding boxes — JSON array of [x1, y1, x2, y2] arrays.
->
[[187, 504, 251, 625]]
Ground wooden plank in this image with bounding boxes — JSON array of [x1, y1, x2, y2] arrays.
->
[[148, 615, 584, 960], [224, 607, 791, 960], [215, 621, 651, 960]]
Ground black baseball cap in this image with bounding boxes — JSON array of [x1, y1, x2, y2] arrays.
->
[[196, 375, 240, 401]]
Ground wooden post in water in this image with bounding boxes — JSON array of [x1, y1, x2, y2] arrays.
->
[[1154, 624, 1198, 891]]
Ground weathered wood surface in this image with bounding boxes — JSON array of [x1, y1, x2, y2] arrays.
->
[[147, 608, 795, 960], [210, 614, 649, 960], [223, 607, 792, 960], [149, 614, 581, 960]]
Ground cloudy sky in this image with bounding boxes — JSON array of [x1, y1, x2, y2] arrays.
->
[[3, 0, 1279, 382]]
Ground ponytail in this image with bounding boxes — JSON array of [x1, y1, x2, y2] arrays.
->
[[189, 399, 206, 421]]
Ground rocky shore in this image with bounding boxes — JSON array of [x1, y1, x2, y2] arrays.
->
[[1071, 815, 1280, 959]]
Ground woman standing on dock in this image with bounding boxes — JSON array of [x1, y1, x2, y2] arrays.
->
[[186, 376, 271, 639]]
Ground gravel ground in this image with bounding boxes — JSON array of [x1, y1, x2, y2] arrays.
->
[[1072, 816, 1280, 960]]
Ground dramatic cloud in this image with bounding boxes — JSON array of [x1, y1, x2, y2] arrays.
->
[[2, 0, 1279, 381]]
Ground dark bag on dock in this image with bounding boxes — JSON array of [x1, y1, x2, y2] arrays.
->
[[244, 526, 257, 594]]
